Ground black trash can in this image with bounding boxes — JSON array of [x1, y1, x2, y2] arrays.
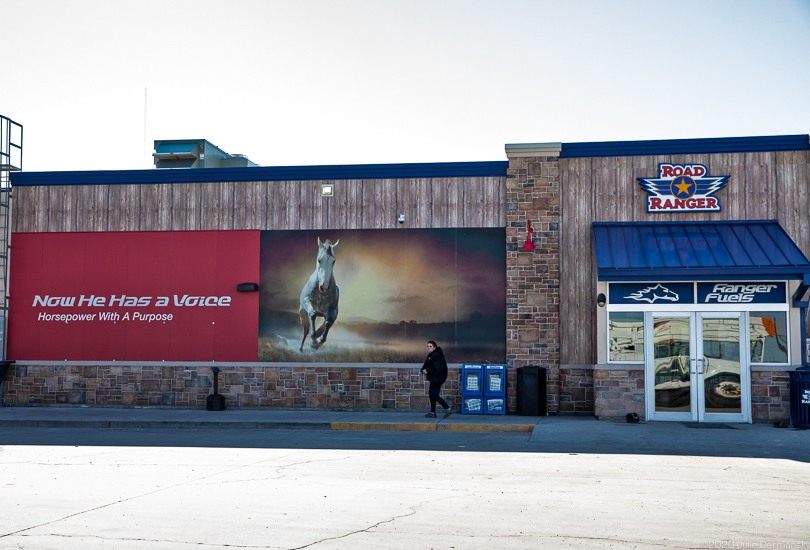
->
[[517, 365, 547, 416], [789, 367, 810, 428]]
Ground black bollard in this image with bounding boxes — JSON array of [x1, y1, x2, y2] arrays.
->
[[206, 366, 226, 411]]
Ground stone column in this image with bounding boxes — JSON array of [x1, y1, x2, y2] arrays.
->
[[504, 143, 561, 412]]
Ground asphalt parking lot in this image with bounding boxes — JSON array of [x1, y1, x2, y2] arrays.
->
[[1, 410, 809, 549]]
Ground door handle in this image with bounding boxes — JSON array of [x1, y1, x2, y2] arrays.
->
[[690, 357, 696, 374], [697, 358, 705, 375]]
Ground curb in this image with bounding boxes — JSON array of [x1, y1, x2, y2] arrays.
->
[[0, 421, 332, 430], [0, 420, 534, 432], [330, 422, 534, 433]]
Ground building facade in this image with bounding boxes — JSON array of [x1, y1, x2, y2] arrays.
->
[[3, 135, 809, 423]]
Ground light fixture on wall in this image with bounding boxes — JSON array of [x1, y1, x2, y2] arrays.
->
[[597, 293, 606, 308], [321, 184, 334, 197], [398, 214, 405, 224], [522, 220, 536, 251]]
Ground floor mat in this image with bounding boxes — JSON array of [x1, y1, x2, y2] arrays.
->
[[680, 422, 737, 429]]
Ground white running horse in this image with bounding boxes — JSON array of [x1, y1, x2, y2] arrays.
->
[[298, 237, 340, 352]]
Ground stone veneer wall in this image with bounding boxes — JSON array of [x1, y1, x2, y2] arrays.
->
[[594, 367, 791, 422], [559, 367, 595, 414], [593, 368, 645, 419], [505, 154, 561, 412], [1, 363, 460, 410], [751, 370, 791, 421]]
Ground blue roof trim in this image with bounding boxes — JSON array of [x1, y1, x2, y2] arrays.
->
[[10, 161, 510, 186], [561, 135, 810, 158], [593, 220, 810, 282]]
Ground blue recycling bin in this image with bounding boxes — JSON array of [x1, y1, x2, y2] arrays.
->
[[483, 365, 507, 415], [789, 367, 810, 428]]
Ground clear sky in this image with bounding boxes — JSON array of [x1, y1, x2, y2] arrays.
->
[[3, 0, 809, 172]]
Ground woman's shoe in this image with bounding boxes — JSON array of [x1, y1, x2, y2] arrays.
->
[[425, 412, 437, 418]]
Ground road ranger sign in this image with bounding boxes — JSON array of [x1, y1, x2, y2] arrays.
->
[[638, 163, 728, 213]]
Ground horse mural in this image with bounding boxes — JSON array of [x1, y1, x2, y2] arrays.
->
[[298, 237, 340, 352]]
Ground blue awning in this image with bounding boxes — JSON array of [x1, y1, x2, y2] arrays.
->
[[592, 221, 810, 285]]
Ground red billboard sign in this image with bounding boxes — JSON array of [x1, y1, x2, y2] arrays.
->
[[8, 231, 259, 361]]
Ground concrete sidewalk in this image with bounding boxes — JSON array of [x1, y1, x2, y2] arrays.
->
[[2, 406, 809, 461], [0, 406, 542, 432]]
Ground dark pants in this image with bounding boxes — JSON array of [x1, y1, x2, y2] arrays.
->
[[428, 382, 449, 412]]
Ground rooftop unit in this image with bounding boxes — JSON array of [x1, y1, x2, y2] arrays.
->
[[153, 139, 257, 169]]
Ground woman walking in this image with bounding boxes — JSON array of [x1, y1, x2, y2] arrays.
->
[[421, 340, 452, 418]]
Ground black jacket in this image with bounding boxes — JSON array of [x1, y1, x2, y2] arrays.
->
[[422, 349, 448, 385]]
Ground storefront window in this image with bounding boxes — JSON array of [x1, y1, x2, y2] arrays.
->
[[749, 312, 788, 364], [609, 312, 644, 362]]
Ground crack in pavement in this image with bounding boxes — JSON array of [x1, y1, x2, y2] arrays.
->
[[759, 473, 810, 486], [200, 475, 285, 485], [0, 451, 315, 540], [14, 532, 285, 549], [284, 515, 695, 550], [540, 535, 701, 548], [287, 508, 418, 550], [270, 455, 353, 480], [191, 455, 354, 486], [287, 493, 455, 550]]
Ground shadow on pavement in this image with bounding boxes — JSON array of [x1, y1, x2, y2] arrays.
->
[[1, 417, 808, 463]]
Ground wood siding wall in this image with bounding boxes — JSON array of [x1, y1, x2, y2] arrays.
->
[[559, 150, 810, 365], [12, 176, 506, 232]]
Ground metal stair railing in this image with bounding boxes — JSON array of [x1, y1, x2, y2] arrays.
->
[[0, 115, 23, 362]]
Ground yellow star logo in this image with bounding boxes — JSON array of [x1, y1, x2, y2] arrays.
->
[[674, 179, 692, 195]]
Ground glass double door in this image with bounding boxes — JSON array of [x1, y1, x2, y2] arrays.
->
[[646, 312, 750, 423]]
